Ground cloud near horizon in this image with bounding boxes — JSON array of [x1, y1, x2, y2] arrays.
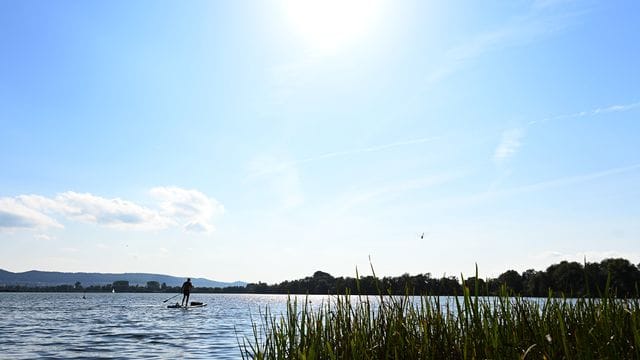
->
[[0, 187, 223, 234]]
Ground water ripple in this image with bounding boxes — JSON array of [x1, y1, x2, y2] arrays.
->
[[1, 293, 316, 358]]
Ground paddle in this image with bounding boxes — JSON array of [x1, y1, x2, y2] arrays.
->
[[162, 293, 181, 303]]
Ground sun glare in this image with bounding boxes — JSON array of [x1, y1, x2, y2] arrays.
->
[[282, 0, 383, 55]]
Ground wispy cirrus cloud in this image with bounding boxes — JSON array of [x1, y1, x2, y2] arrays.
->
[[428, 3, 580, 84], [492, 100, 639, 166], [493, 128, 524, 164], [299, 136, 441, 165], [528, 101, 640, 125], [504, 163, 640, 195], [335, 172, 465, 214], [246, 136, 441, 210], [0, 187, 223, 234], [250, 136, 441, 178], [434, 162, 640, 210]]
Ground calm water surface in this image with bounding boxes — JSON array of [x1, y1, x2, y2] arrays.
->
[[0, 293, 323, 359]]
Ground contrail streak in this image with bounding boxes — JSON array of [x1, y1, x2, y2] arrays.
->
[[252, 136, 442, 177], [528, 101, 640, 125]]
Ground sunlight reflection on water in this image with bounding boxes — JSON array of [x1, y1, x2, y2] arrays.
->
[[0, 293, 309, 359]]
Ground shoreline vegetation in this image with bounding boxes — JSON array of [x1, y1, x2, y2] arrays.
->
[[240, 272, 640, 359], [2, 258, 639, 298]]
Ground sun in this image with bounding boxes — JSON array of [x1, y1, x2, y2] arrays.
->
[[281, 0, 383, 55]]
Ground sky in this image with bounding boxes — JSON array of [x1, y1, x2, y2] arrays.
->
[[1, 0, 639, 284]]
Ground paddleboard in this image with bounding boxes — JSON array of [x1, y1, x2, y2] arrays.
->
[[167, 303, 207, 309]]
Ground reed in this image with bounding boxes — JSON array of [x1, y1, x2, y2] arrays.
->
[[239, 272, 640, 359]]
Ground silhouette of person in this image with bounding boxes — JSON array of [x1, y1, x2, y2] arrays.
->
[[181, 278, 193, 307]]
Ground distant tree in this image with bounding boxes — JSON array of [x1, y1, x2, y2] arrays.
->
[[439, 277, 463, 295], [486, 278, 500, 295], [246, 282, 270, 293], [74, 281, 83, 290], [600, 258, 640, 296], [523, 269, 551, 297], [311, 271, 335, 294], [583, 262, 606, 295], [547, 261, 584, 296], [113, 280, 129, 292], [464, 277, 486, 295], [146, 281, 160, 291], [521, 269, 537, 296], [497, 270, 523, 294]]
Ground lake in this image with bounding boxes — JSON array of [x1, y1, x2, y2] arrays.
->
[[0, 292, 567, 358], [0, 292, 327, 359]]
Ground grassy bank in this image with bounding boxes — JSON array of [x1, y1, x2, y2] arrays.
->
[[240, 279, 640, 359]]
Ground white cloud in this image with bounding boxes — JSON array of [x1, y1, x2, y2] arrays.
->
[[12, 192, 170, 230], [494, 128, 524, 163], [16, 194, 72, 213], [0, 187, 224, 235], [184, 221, 213, 233], [34, 233, 54, 241], [0, 197, 63, 230], [55, 192, 171, 230], [150, 186, 224, 233]]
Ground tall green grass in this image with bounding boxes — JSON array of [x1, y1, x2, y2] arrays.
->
[[239, 273, 640, 359]]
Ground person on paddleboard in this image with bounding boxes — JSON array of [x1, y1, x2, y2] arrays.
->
[[181, 278, 194, 307]]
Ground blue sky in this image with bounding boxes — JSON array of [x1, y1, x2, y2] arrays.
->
[[1, 0, 639, 283]]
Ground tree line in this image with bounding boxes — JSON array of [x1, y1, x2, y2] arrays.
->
[[2, 258, 639, 297], [244, 258, 640, 297]]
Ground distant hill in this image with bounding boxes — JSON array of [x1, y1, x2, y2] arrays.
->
[[0, 269, 245, 288]]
